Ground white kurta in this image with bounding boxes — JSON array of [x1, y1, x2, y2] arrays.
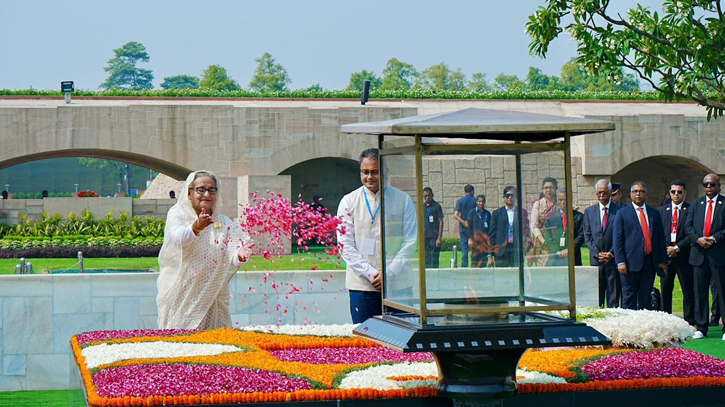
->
[[156, 171, 251, 330], [337, 185, 417, 293]]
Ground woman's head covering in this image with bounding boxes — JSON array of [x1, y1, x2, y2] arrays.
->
[[178, 170, 223, 217]]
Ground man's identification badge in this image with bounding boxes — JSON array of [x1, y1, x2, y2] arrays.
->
[[560, 237, 566, 247], [361, 237, 376, 255]]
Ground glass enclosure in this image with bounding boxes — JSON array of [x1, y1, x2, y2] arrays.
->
[[380, 138, 576, 327]]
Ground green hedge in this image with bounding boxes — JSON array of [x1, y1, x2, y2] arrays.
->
[[2, 210, 165, 239], [0, 88, 667, 101], [0, 236, 163, 250]]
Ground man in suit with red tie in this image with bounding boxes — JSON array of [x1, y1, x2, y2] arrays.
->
[[684, 173, 725, 340], [658, 180, 694, 324], [583, 179, 622, 308], [613, 181, 668, 310]]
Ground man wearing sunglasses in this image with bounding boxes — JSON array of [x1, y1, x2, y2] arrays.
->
[[658, 180, 694, 325], [487, 186, 529, 268], [685, 174, 725, 340]]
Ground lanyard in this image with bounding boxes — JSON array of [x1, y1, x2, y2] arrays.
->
[[363, 191, 380, 224]]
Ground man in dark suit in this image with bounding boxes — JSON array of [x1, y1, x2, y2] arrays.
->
[[658, 180, 695, 324], [613, 181, 668, 310], [542, 188, 583, 266], [583, 179, 622, 308], [466, 194, 492, 268], [684, 173, 725, 340], [487, 186, 529, 268]]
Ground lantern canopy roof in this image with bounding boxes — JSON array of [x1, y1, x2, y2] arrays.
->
[[340, 107, 615, 141]]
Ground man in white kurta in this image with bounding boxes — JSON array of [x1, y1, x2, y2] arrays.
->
[[337, 149, 417, 323]]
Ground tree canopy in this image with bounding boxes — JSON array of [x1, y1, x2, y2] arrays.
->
[[346, 70, 382, 92], [160, 75, 200, 90], [526, 0, 725, 118], [380, 58, 418, 91], [248, 52, 291, 92], [199, 65, 241, 91], [99, 41, 154, 91], [415, 62, 467, 91], [468, 73, 492, 92]]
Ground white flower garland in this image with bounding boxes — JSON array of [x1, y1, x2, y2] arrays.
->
[[337, 362, 567, 389], [239, 324, 359, 337], [338, 362, 438, 390], [82, 341, 244, 369], [517, 367, 567, 384], [586, 309, 694, 348]]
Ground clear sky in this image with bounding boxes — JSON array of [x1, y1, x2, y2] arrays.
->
[[0, 0, 662, 91]]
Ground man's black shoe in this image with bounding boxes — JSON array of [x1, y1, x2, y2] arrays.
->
[[710, 317, 721, 327]]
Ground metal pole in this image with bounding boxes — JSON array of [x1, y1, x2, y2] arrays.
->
[[78, 251, 84, 274], [414, 135, 428, 325], [451, 245, 458, 268], [564, 133, 577, 320], [19, 258, 26, 275], [515, 140, 526, 305]]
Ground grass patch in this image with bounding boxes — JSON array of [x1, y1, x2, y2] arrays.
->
[[683, 330, 725, 360], [0, 252, 346, 275], [0, 389, 76, 407]]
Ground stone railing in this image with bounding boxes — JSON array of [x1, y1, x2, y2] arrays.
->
[[0, 267, 597, 391]]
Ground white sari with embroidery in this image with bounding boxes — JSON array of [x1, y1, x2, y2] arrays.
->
[[156, 171, 251, 330]]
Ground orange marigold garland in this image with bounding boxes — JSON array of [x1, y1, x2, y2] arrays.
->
[[72, 327, 725, 406]]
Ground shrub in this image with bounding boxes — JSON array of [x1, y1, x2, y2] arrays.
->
[[76, 190, 100, 197], [0, 211, 165, 239], [0, 236, 163, 250], [0, 246, 161, 259], [441, 237, 459, 251]]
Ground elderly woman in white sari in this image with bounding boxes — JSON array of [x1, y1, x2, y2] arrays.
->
[[157, 170, 252, 330]]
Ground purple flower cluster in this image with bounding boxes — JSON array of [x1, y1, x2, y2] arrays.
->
[[270, 347, 434, 365], [76, 329, 199, 345], [582, 348, 725, 381], [93, 363, 312, 397]]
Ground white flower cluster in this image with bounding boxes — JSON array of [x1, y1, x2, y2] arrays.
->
[[339, 362, 438, 390], [239, 323, 359, 337], [82, 341, 244, 369], [586, 309, 694, 348], [517, 367, 567, 384], [337, 362, 567, 390]]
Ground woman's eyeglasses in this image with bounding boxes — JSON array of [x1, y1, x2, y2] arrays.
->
[[190, 187, 218, 195]]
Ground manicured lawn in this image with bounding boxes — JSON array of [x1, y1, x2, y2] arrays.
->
[[0, 389, 75, 407], [0, 251, 346, 275]]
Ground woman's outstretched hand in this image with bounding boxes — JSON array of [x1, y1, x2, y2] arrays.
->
[[193, 208, 214, 235], [238, 242, 256, 263]]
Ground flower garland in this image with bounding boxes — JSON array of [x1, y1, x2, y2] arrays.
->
[[71, 324, 725, 407], [547, 307, 694, 348]]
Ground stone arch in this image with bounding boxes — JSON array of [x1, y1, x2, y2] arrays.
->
[[611, 155, 716, 205], [0, 149, 193, 180], [269, 136, 374, 176], [279, 157, 361, 216], [582, 115, 725, 176]]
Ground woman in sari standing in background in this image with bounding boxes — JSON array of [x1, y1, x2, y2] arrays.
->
[[529, 177, 558, 267]]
